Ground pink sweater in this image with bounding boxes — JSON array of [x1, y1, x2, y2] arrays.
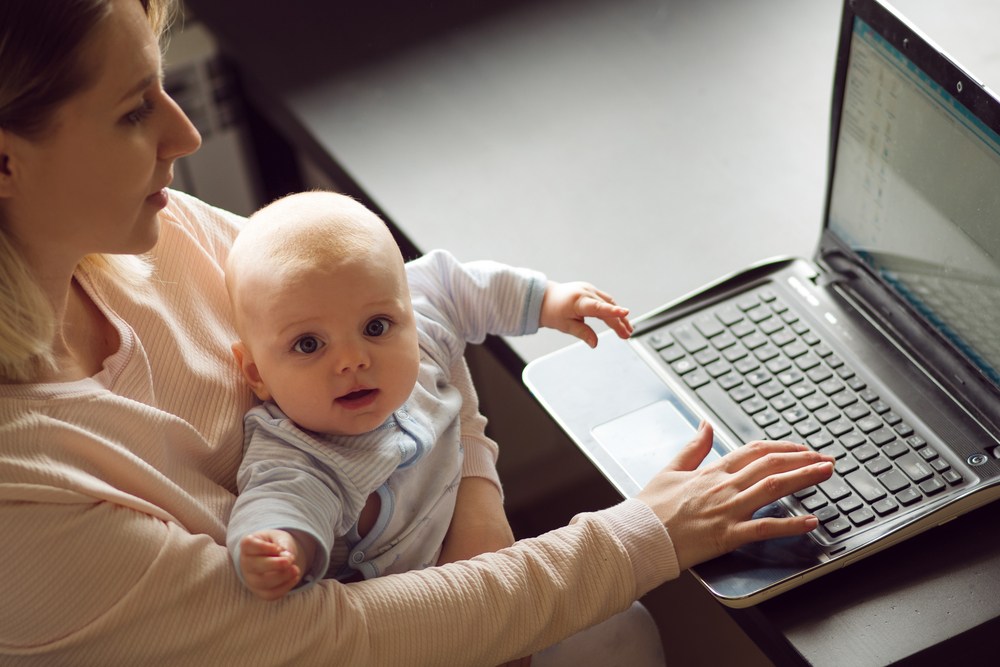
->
[[0, 191, 679, 666]]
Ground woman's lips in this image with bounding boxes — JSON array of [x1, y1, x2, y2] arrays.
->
[[146, 188, 169, 209], [336, 388, 379, 410]]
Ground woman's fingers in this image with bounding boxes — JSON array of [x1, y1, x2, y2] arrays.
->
[[638, 426, 836, 571], [665, 421, 715, 472]]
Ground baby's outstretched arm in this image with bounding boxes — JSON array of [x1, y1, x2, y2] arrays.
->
[[539, 281, 633, 347], [239, 529, 315, 600]]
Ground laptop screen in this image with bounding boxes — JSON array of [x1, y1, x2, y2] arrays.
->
[[826, 16, 1000, 386]]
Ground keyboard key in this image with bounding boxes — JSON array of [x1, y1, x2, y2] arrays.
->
[[897, 452, 934, 483], [857, 416, 882, 433], [865, 456, 893, 476], [832, 392, 858, 409], [870, 428, 897, 446], [671, 325, 708, 353], [814, 506, 840, 523], [896, 487, 922, 506], [795, 419, 822, 438], [815, 406, 840, 424], [718, 373, 742, 390], [918, 447, 939, 462], [846, 469, 887, 503], [716, 305, 744, 326], [796, 354, 823, 372], [705, 360, 732, 378], [943, 470, 964, 485], [684, 371, 711, 389], [858, 388, 879, 403], [919, 478, 946, 496], [881, 440, 909, 459], [765, 423, 793, 440], [824, 517, 852, 537], [872, 498, 899, 516], [778, 370, 806, 387], [848, 507, 876, 526], [693, 315, 726, 338], [828, 419, 854, 437], [930, 458, 950, 473], [647, 332, 672, 349], [845, 403, 870, 421], [760, 318, 784, 335], [659, 345, 685, 364], [838, 495, 864, 514], [694, 348, 720, 365], [671, 359, 697, 375], [711, 331, 738, 350], [807, 432, 835, 449], [819, 379, 845, 395], [871, 400, 891, 415], [753, 409, 781, 428], [835, 458, 859, 475], [840, 432, 866, 449], [782, 406, 810, 424], [894, 422, 915, 438], [878, 469, 910, 493], [853, 444, 880, 463], [730, 385, 754, 402], [791, 382, 816, 399], [770, 394, 797, 411], [759, 381, 784, 399], [819, 479, 852, 502], [802, 495, 828, 512]]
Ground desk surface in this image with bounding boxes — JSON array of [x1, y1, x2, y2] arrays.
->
[[185, 1, 1000, 664]]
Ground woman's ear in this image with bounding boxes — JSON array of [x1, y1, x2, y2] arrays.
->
[[231, 341, 272, 401], [0, 128, 13, 197], [0, 130, 13, 198]]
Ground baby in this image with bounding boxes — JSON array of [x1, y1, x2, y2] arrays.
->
[[224, 190, 632, 599]]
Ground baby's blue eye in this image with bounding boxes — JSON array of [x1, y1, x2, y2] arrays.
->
[[364, 318, 390, 337], [293, 336, 323, 354]]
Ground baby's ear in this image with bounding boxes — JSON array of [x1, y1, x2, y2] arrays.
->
[[231, 341, 271, 401]]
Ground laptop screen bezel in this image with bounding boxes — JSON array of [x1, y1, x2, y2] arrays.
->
[[818, 0, 1000, 407]]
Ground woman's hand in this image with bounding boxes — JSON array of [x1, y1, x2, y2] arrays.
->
[[636, 422, 834, 571]]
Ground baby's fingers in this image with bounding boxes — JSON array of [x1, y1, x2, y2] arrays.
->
[[576, 296, 629, 320]]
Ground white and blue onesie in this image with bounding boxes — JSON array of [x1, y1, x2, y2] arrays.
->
[[226, 250, 546, 587]]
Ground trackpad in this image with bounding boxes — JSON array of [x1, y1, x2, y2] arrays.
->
[[592, 400, 720, 489]]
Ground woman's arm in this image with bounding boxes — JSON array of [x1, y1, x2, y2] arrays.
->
[[0, 491, 667, 666]]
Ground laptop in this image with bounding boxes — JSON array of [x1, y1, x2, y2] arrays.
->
[[522, 0, 1000, 608]]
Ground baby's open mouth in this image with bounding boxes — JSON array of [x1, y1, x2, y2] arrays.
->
[[336, 388, 378, 408]]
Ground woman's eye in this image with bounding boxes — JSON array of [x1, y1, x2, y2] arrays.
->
[[364, 318, 390, 337], [292, 336, 323, 354], [124, 98, 155, 125]]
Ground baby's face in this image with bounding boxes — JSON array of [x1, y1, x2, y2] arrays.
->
[[239, 247, 420, 436]]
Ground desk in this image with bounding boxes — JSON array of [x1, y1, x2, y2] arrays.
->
[[183, 1, 1000, 664]]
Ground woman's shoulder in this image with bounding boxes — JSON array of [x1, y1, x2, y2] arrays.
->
[[159, 189, 246, 264]]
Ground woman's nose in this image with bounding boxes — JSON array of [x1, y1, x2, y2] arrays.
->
[[158, 93, 202, 162]]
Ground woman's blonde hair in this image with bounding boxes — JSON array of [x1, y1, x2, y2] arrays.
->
[[0, 0, 178, 382]]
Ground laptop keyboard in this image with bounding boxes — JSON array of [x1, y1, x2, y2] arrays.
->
[[642, 285, 967, 544]]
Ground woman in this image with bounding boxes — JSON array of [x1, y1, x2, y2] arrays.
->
[[0, 0, 832, 664]]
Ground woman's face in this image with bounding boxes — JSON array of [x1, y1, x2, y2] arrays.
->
[[0, 0, 201, 276]]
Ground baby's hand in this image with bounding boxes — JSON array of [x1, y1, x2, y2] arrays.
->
[[539, 281, 633, 348], [239, 530, 304, 600]]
